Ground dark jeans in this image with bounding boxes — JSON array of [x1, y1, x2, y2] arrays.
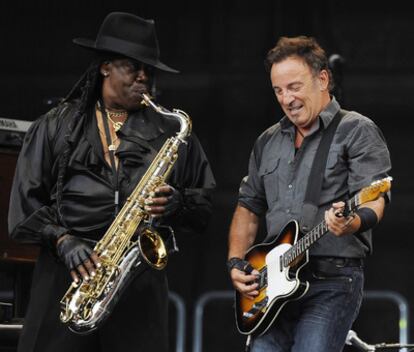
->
[[250, 258, 364, 352]]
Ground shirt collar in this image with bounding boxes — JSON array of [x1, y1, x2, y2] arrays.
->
[[319, 96, 340, 129], [280, 95, 340, 134]]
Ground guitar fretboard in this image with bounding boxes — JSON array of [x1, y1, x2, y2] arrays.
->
[[282, 195, 359, 268]]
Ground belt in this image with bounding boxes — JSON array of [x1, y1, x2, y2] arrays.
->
[[311, 256, 364, 268]]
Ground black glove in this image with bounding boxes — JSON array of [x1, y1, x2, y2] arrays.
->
[[163, 186, 184, 217], [151, 185, 183, 218], [56, 235, 94, 271]]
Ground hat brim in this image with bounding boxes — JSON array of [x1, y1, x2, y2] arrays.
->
[[73, 37, 179, 73]]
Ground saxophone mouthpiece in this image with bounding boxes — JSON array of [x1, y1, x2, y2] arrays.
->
[[140, 93, 153, 106]]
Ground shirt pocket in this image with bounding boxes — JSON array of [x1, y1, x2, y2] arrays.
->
[[259, 157, 280, 206]]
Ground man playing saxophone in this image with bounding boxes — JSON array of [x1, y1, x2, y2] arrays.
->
[[8, 12, 215, 352]]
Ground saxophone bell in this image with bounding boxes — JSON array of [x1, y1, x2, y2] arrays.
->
[[138, 226, 168, 270]]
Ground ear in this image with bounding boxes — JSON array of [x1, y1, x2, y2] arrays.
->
[[319, 69, 329, 91], [100, 61, 111, 77]]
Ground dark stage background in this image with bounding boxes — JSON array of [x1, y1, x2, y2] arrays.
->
[[1, 1, 413, 351]]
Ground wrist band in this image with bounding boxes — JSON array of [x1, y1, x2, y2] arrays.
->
[[356, 207, 378, 232], [226, 257, 254, 274]]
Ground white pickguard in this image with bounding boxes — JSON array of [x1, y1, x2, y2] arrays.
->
[[265, 243, 299, 303]]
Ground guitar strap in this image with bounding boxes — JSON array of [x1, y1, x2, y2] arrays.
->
[[300, 109, 347, 233]]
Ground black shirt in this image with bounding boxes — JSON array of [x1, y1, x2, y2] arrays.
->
[[8, 100, 216, 244]]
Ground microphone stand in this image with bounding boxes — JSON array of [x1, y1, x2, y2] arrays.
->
[[346, 329, 414, 351], [373, 342, 414, 350]]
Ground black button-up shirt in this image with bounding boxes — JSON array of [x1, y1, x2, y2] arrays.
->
[[8, 100, 216, 244]]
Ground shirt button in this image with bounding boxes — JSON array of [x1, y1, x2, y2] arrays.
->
[[288, 184, 293, 189]]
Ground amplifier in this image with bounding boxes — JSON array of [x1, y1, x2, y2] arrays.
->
[[0, 118, 32, 148], [0, 118, 39, 263]]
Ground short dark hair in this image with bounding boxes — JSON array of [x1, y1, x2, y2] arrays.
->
[[265, 36, 334, 91]]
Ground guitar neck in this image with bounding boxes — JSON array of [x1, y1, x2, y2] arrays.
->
[[282, 195, 360, 268]]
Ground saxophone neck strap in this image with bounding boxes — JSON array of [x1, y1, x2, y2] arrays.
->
[[98, 99, 120, 214]]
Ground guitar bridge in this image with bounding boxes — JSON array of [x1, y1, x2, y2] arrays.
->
[[242, 296, 269, 319]]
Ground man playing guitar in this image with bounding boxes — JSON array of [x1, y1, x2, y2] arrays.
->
[[227, 36, 391, 352]]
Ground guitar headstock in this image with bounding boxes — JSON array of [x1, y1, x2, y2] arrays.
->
[[358, 176, 392, 205]]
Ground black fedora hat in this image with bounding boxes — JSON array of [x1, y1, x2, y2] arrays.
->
[[73, 12, 179, 73]]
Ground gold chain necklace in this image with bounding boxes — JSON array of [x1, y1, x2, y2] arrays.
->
[[105, 109, 128, 132], [96, 102, 128, 151], [98, 128, 119, 152]]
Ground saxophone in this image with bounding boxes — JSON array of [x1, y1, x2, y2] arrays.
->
[[59, 93, 192, 334]]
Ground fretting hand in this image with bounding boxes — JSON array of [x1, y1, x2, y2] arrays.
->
[[325, 201, 359, 237]]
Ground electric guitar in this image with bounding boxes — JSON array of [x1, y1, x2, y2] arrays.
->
[[234, 177, 392, 337]]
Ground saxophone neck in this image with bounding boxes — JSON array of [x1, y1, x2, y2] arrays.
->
[[141, 93, 192, 142]]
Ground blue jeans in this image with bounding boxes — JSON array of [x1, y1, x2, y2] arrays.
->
[[250, 262, 364, 352]]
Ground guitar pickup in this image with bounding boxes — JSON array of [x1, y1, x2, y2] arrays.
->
[[243, 311, 254, 319]]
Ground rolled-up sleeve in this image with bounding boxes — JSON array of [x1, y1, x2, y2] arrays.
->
[[238, 140, 268, 216], [346, 116, 392, 195]]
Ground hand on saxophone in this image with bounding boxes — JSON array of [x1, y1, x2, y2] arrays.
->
[[144, 184, 183, 218], [56, 234, 101, 283]]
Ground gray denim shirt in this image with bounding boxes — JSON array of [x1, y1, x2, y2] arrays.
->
[[239, 97, 391, 257]]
